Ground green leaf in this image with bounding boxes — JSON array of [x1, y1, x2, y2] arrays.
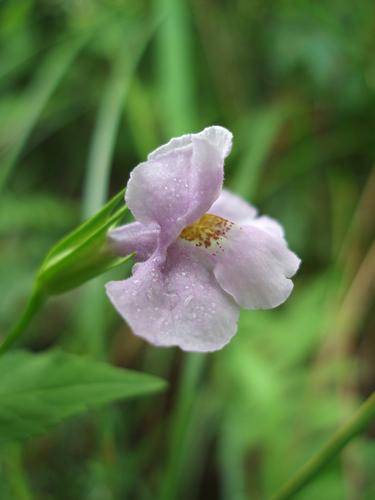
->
[[0, 349, 166, 443]]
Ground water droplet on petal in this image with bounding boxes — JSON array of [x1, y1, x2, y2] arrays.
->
[[184, 295, 193, 306]]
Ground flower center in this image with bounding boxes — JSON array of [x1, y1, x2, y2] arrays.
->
[[180, 214, 233, 249]]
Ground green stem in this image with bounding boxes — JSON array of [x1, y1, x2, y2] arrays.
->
[[271, 392, 375, 500], [159, 353, 206, 500], [2, 445, 33, 500], [0, 287, 45, 355]]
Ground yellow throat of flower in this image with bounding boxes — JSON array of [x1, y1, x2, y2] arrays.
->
[[180, 214, 233, 249]]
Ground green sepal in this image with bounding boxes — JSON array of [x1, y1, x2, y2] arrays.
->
[[36, 189, 132, 295]]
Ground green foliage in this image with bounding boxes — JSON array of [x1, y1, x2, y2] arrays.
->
[[230, 104, 288, 199], [214, 276, 336, 497], [0, 349, 166, 443], [0, 193, 78, 233], [0, 36, 86, 191]]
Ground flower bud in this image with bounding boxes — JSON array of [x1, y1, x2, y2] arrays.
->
[[36, 190, 132, 295]]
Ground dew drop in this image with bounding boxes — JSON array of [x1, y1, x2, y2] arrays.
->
[[184, 295, 193, 306]]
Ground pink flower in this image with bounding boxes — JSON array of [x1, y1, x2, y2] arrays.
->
[[106, 126, 300, 352]]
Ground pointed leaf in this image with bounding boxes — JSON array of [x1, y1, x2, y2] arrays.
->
[[0, 349, 166, 443]]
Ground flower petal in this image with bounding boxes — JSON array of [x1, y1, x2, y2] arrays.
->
[[125, 127, 231, 247], [212, 224, 300, 309], [248, 215, 285, 238], [105, 243, 239, 352], [209, 189, 257, 224], [108, 222, 159, 261], [148, 125, 232, 161]]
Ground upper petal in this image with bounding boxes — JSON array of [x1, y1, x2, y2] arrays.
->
[[108, 221, 159, 261], [209, 189, 257, 224], [212, 224, 300, 309], [105, 242, 239, 352], [148, 125, 233, 161], [125, 127, 232, 247]]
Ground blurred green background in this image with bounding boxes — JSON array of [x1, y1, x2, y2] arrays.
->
[[0, 0, 374, 499]]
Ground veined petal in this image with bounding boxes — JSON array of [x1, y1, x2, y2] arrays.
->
[[105, 243, 239, 352], [125, 127, 231, 247], [108, 222, 159, 261], [212, 224, 300, 309], [209, 189, 257, 224]]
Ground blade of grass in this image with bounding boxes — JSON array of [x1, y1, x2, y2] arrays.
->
[[125, 77, 159, 158], [159, 354, 206, 500], [271, 392, 375, 500], [0, 35, 86, 191], [155, 0, 196, 136], [81, 49, 128, 218], [230, 104, 287, 200]]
